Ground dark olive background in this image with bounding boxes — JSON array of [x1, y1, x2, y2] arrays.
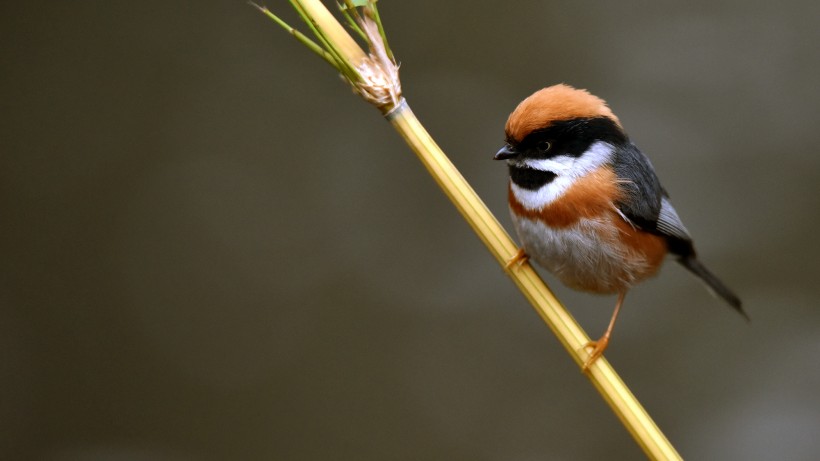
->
[[2, 1, 819, 460]]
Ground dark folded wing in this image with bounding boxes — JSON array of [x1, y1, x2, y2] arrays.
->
[[612, 142, 693, 255]]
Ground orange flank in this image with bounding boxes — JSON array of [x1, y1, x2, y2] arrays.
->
[[612, 214, 667, 275]]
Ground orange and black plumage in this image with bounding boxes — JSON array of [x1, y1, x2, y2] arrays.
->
[[495, 84, 745, 369]]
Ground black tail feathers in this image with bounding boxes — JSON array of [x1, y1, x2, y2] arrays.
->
[[677, 256, 748, 321]]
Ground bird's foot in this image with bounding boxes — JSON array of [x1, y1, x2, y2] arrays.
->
[[582, 334, 610, 371], [505, 248, 529, 270]]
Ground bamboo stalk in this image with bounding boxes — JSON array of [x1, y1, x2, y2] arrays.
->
[[388, 102, 680, 460], [255, 2, 683, 459]]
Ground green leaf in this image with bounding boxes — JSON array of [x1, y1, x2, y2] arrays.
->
[[340, 0, 374, 10]]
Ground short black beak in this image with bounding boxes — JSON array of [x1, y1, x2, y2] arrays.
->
[[493, 144, 519, 160]]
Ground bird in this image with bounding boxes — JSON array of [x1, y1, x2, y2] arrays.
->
[[494, 84, 746, 370]]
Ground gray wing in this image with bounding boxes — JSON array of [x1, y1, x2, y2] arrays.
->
[[656, 196, 691, 242]]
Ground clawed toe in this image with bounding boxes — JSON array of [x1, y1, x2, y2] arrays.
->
[[505, 248, 528, 269], [582, 335, 610, 371]]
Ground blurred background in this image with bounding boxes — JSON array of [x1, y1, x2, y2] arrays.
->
[[2, 1, 819, 459]]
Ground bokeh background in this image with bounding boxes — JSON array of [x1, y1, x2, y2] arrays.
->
[[3, 1, 819, 459]]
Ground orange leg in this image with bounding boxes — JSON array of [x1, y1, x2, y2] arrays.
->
[[505, 248, 529, 269], [583, 291, 627, 371]]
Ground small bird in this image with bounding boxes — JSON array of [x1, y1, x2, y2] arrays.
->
[[494, 84, 746, 370]]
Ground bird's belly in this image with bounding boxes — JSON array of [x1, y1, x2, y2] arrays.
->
[[511, 215, 662, 294]]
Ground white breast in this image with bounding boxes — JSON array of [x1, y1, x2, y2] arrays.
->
[[511, 214, 649, 294]]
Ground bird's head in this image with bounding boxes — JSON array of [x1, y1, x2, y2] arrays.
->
[[494, 84, 626, 176]]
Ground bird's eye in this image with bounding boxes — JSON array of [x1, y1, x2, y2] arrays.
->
[[537, 141, 552, 153]]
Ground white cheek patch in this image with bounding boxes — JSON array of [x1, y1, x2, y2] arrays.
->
[[510, 141, 615, 210], [511, 176, 575, 210], [522, 156, 576, 174]]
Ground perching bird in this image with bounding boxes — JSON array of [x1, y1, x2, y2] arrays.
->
[[494, 84, 746, 370]]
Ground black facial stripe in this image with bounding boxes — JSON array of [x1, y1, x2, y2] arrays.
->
[[509, 166, 557, 190], [510, 117, 626, 160]]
